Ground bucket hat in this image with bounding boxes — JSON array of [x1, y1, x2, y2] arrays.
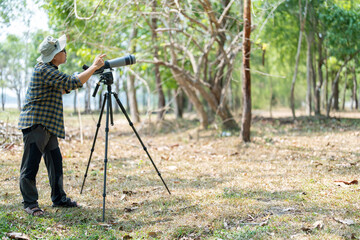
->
[[37, 34, 66, 63]]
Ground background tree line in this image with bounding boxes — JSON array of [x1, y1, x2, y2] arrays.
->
[[1, 0, 360, 134]]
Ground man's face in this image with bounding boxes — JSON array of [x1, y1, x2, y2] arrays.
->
[[53, 49, 67, 65]]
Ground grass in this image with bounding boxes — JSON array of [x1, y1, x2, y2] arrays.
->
[[1, 109, 360, 239]]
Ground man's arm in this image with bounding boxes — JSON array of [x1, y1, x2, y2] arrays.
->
[[77, 54, 106, 85]]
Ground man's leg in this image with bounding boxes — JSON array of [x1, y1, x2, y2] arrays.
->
[[43, 135, 68, 205], [20, 125, 50, 210]]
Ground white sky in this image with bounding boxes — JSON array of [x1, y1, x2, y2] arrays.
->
[[0, 0, 49, 41]]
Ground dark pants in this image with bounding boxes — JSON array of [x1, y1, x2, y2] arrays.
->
[[20, 125, 67, 209]]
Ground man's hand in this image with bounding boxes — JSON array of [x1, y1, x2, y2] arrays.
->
[[92, 54, 106, 70], [78, 53, 107, 84]]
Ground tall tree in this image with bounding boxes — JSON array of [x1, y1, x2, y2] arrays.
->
[[151, 0, 166, 121], [241, 0, 251, 142], [290, 0, 308, 120], [127, 26, 140, 123]]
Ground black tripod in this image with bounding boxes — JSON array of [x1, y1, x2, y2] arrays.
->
[[80, 70, 171, 222]]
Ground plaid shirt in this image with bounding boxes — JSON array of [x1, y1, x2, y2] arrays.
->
[[18, 62, 83, 139]]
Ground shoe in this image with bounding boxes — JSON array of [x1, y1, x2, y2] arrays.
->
[[52, 198, 79, 208], [24, 206, 45, 217]]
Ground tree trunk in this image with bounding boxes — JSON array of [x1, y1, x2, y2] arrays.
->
[[1, 85, 5, 111], [84, 80, 91, 113], [315, 35, 324, 115], [327, 50, 360, 116], [352, 65, 358, 109], [16, 90, 21, 111], [306, 32, 313, 116], [290, 0, 308, 120], [323, 49, 329, 111], [241, 0, 251, 142], [333, 78, 339, 111], [341, 67, 348, 110], [125, 24, 140, 121], [127, 72, 140, 123], [114, 73, 120, 113], [171, 68, 209, 128], [173, 87, 184, 119], [152, 1, 166, 121], [73, 90, 77, 114]]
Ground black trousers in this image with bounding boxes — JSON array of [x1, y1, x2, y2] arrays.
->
[[20, 125, 67, 209]]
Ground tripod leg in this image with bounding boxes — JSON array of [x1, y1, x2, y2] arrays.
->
[[102, 92, 111, 222], [112, 92, 171, 195], [107, 85, 114, 126], [80, 95, 107, 194]]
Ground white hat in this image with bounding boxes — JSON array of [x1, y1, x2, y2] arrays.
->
[[37, 34, 67, 63]]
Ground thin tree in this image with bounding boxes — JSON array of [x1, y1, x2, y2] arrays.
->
[[151, 0, 166, 121], [290, 0, 308, 120], [241, 0, 251, 142], [127, 26, 140, 123]]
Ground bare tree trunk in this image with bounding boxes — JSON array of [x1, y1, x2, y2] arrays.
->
[[173, 88, 184, 119], [73, 90, 77, 114], [352, 65, 358, 109], [84, 79, 91, 113], [323, 49, 329, 111], [152, 1, 166, 121], [1, 86, 5, 111], [290, 0, 308, 120], [16, 90, 21, 111], [333, 78, 339, 111], [327, 60, 353, 116], [306, 32, 313, 116], [315, 35, 324, 115], [114, 73, 120, 113], [342, 67, 348, 110], [241, 0, 251, 142]]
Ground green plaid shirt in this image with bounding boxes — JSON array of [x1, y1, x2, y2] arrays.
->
[[18, 62, 83, 139]]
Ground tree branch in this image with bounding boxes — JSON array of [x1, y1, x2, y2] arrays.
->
[[74, 0, 104, 20]]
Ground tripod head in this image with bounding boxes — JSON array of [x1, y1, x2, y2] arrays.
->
[[92, 71, 114, 97]]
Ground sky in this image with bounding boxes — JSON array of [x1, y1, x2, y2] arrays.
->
[[0, 0, 49, 41]]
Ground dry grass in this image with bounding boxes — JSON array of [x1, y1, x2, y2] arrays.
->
[[1, 109, 360, 239]]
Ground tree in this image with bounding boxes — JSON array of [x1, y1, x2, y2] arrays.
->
[[1, 35, 26, 110], [290, 0, 308, 120], [320, 4, 360, 116], [241, 0, 252, 142]]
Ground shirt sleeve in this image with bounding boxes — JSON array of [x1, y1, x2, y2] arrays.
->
[[41, 65, 83, 92]]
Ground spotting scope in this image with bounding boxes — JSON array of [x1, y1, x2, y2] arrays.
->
[[83, 55, 136, 74]]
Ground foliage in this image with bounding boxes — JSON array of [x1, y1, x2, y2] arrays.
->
[[320, 3, 360, 58], [0, 0, 26, 27]]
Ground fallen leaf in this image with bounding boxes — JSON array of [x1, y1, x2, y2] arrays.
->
[[170, 144, 179, 148], [334, 180, 358, 185], [312, 220, 324, 229], [119, 194, 127, 201], [124, 206, 139, 212], [6, 232, 30, 240], [333, 218, 355, 225], [147, 232, 158, 238]]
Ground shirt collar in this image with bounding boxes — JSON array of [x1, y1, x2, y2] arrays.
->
[[47, 62, 58, 69]]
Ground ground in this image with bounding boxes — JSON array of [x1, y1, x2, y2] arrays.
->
[[0, 109, 359, 239]]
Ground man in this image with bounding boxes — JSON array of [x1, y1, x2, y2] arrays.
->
[[18, 34, 106, 216]]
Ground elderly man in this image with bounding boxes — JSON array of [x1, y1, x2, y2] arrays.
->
[[18, 34, 106, 216]]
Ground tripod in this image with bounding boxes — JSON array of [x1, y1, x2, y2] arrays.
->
[[80, 70, 171, 222]]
